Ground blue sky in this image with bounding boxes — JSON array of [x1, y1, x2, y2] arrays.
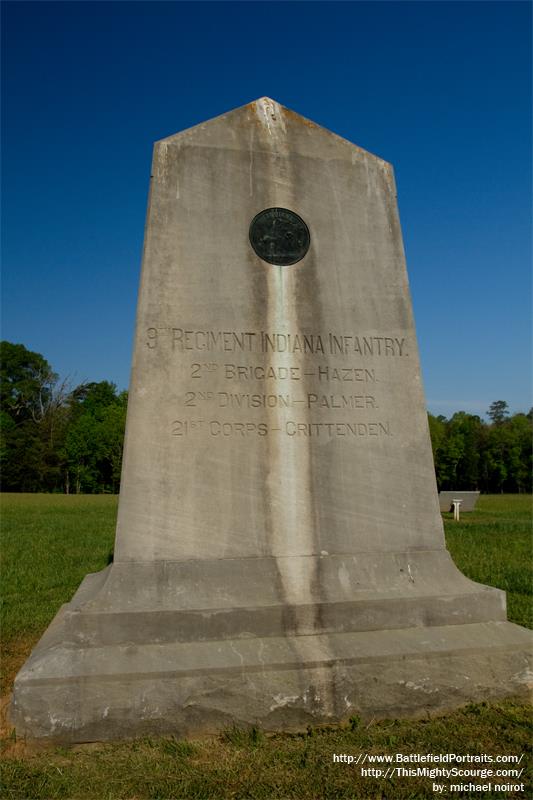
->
[[2, 1, 531, 418]]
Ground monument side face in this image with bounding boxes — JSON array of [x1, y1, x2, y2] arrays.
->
[[115, 98, 442, 563], [11, 99, 532, 742]]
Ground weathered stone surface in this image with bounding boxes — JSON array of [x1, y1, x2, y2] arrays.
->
[[11, 99, 532, 741]]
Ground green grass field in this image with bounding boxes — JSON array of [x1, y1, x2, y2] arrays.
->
[[1, 493, 531, 799]]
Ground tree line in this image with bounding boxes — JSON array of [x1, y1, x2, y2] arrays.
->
[[429, 402, 532, 494], [1, 341, 531, 494], [1, 342, 126, 493]]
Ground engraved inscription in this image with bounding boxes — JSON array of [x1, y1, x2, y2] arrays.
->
[[171, 419, 205, 436], [147, 327, 158, 348], [181, 392, 378, 410], [315, 366, 376, 383], [210, 421, 269, 437], [191, 363, 219, 378], [147, 324, 405, 445], [307, 394, 377, 409], [285, 421, 391, 437], [170, 419, 392, 438], [223, 364, 302, 381], [173, 329, 256, 352], [219, 364, 377, 383], [146, 328, 408, 358]]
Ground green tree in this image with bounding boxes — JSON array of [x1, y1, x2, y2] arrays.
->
[[488, 400, 509, 424], [1, 342, 70, 491], [446, 412, 484, 489], [64, 382, 127, 493], [501, 413, 532, 493], [485, 423, 509, 492], [479, 407, 532, 493], [438, 431, 466, 489], [0, 341, 56, 422], [64, 413, 101, 493], [427, 413, 447, 488], [98, 395, 128, 492]]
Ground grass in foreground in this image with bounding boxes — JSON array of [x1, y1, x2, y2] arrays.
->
[[1, 494, 117, 695], [1, 701, 531, 799], [1, 493, 531, 798], [443, 493, 532, 628]]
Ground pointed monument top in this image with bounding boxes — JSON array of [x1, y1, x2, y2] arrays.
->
[[157, 97, 390, 169]]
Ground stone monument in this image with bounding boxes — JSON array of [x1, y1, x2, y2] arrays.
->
[[12, 98, 532, 741]]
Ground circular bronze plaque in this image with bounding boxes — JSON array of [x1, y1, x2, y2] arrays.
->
[[249, 207, 310, 266]]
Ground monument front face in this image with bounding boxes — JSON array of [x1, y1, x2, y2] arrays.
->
[[11, 99, 532, 741], [116, 98, 441, 565]]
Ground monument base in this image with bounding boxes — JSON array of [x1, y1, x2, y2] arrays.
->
[[11, 556, 533, 742]]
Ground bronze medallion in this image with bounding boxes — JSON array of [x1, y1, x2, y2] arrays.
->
[[249, 207, 310, 266]]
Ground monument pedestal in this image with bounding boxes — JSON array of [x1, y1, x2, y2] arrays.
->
[[11, 99, 532, 741], [12, 554, 532, 741]]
